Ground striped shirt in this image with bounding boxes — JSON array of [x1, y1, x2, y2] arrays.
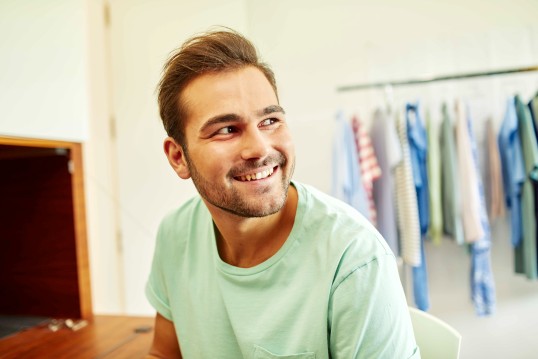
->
[[352, 116, 382, 225], [394, 112, 421, 266]]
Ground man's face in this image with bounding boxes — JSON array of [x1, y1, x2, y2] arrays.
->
[[177, 66, 295, 217]]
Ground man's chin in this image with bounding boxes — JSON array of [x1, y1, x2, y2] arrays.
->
[[220, 196, 287, 218], [242, 205, 283, 218]]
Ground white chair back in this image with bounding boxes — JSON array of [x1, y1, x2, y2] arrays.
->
[[409, 307, 462, 359]]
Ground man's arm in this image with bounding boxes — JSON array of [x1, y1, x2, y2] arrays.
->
[[329, 254, 419, 358], [145, 313, 182, 359]]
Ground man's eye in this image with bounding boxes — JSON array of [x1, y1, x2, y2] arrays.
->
[[216, 126, 235, 135], [260, 118, 278, 127]]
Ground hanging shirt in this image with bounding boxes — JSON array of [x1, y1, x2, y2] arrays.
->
[[371, 108, 402, 255], [332, 112, 370, 219], [455, 100, 484, 242], [406, 102, 430, 312], [394, 111, 421, 267], [486, 118, 506, 220], [531, 96, 538, 155], [426, 111, 443, 245], [529, 93, 538, 140], [515, 95, 538, 280], [406, 103, 430, 235], [465, 104, 496, 316], [440, 104, 464, 245], [498, 97, 525, 248], [352, 116, 382, 226]]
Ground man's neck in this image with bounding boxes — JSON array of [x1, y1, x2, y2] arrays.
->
[[206, 185, 298, 268]]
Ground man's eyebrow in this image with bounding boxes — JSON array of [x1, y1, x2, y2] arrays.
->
[[257, 105, 285, 117]]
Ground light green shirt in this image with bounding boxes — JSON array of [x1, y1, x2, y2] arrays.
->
[[146, 181, 419, 358], [440, 104, 464, 245], [427, 111, 443, 245]]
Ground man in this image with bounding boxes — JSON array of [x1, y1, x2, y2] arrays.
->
[[146, 29, 419, 358]]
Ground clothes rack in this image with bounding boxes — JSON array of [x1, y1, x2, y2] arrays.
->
[[336, 65, 538, 92]]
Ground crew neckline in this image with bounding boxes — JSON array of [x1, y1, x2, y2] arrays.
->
[[213, 181, 306, 276]]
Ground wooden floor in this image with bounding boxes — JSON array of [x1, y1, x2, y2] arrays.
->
[[0, 315, 154, 358]]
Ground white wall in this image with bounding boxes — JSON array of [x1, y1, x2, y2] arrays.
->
[[0, 0, 89, 141], [84, 0, 124, 314]]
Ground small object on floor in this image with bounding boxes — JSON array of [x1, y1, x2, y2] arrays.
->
[[65, 319, 89, 331], [47, 319, 63, 332], [46, 318, 89, 332]]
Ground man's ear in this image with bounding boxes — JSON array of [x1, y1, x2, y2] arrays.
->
[[164, 137, 191, 179]]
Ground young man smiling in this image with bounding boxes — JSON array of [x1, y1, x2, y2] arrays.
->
[[145, 29, 419, 359]]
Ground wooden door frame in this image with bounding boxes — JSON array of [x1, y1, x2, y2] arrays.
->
[[0, 136, 93, 319]]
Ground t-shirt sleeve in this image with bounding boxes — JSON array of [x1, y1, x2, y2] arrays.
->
[[145, 223, 173, 321], [328, 253, 420, 359]]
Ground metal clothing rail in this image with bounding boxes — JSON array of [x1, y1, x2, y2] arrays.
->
[[336, 65, 538, 92]]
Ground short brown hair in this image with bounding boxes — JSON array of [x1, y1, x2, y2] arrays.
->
[[157, 28, 277, 147]]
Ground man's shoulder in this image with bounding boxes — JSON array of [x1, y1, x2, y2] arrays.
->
[[158, 195, 207, 236], [295, 181, 371, 229], [295, 181, 392, 257]]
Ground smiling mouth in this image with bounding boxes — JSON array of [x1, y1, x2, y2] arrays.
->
[[235, 166, 276, 182]]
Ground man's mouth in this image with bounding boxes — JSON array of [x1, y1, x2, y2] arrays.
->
[[235, 166, 276, 182]]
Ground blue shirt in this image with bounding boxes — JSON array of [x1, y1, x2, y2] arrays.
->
[[332, 112, 370, 218], [497, 97, 525, 247], [406, 102, 430, 312], [406, 103, 430, 235]]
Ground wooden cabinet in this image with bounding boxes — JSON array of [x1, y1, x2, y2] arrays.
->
[[0, 139, 154, 354], [0, 136, 92, 320]]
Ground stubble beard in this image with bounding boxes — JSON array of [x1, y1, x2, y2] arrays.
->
[[185, 151, 295, 218]]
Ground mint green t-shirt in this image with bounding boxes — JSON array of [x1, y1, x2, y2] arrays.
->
[[146, 182, 419, 358]]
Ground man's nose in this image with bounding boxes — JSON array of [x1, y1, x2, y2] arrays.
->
[[240, 127, 270, 160]]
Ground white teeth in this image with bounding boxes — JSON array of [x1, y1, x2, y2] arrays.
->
[[238, 167, 275, 182]]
